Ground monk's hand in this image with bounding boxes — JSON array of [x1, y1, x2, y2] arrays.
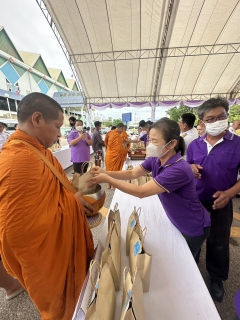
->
[[190, 164, 203, 179], [87, 173, 109, 187], [212, 190, 231, 210], [74, 191, 94, 215], [90, 166, 105, 175]]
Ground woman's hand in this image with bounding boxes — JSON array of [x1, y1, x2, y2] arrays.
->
[[90, 166, 105, 175], [87, 173, 110, 187], [80, 133, 87, 139]]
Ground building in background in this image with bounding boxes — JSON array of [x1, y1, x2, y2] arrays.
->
[[0, 26, 79, 119]]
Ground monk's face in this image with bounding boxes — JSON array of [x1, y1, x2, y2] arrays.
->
[[40, 111, 64, 148], [0, 124, 3, 133]]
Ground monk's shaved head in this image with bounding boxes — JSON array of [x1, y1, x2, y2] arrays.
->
[[117, 123, 124, 128], [17, 92, 63, 123]]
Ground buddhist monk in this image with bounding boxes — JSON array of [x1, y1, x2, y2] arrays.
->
[[105, 123, 128, 189], [0, 92, 94, 320], [104, 125, 116, 150]]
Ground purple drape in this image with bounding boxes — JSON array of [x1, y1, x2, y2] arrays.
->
[[89, 98, 240, 110]]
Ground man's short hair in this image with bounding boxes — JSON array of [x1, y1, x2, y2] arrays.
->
[[139, 120, 146, 127], [94, 121, 102, 127], [181, 113, 196, 129], [17, 92, 63, 123], [69, 116, 76, 122], [147, 120, 153, 125], [198, 97, 229, 120], [117, 123, 124, 128]]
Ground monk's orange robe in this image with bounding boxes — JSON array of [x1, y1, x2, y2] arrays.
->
[[104, 131, 111, 149], [0, 130, 94, 320], [105, 129, 128, 171], [121, 131, 130, 150]]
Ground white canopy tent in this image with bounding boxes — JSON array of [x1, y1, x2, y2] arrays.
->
[[37, 0, 240, 109]]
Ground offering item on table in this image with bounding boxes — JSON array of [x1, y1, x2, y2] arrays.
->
[[128, 147, 146, 160]]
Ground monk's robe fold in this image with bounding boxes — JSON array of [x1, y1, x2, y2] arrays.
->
[[0, 130, 94, 320], [104, 131, 111, 149], [105, 129, 128, 171], [121, 131, 130, 150]]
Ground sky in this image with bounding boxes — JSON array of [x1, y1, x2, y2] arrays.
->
[[0, 0, 166, 121]]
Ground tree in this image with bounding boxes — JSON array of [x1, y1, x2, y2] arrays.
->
[[102, 118, 122, 127], [166, 105, 198, 124], [102, 120, 112, 127], [228, 104, 240, 123]]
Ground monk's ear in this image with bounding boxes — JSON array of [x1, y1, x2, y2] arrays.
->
[[31, 112, 44, 127]]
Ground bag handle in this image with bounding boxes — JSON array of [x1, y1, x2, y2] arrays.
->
[[81, 162, 88, 174], [114, 202, 118, 212], [141, 227, 147, 246], [105, 221, 115, 248], [136, 207, 141, 216], [10, 140, 77, 194], [81, 161, 92, 174], [89, 260, 101, 295]]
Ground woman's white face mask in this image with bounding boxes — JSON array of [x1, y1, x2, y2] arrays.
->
[[146, 140, 172, 158], [76, 125, 83, 132]]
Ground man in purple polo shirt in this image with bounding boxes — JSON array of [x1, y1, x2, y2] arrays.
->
[[187, 97, 240, 303]]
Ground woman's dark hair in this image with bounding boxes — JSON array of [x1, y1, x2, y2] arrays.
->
[[74, 119, 83, 125], [198, 97, 229, 120], [150, 117, 185, 156]]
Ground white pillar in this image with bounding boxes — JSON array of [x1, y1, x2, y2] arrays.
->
[[4, 94, 12, 119], [63, 108, 67, 126], [151, 106, 156, 122]]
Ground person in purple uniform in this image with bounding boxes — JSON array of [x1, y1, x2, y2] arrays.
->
[[140, 124, 150, 147], [187, 97, 240, 303], [68, 119, 92, 173], [88, 117, 211, 259]]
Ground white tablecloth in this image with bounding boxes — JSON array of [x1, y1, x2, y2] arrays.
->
[[99, 190, 221, 320], [53, 146, 72, 169], [73, 159, 221, 320], [52, 146, 94, 170]]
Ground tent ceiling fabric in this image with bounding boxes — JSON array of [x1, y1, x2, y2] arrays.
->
[[43, 0, 240, 102]]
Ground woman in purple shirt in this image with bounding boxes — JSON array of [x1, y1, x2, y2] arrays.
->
[[68, 119, 92, 173], [88, 118, 211, 259]]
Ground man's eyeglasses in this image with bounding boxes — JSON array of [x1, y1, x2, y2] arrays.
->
[[202, 114, 228, 124]]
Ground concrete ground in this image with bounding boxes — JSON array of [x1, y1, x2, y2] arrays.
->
[[0, 165, 239, 319]]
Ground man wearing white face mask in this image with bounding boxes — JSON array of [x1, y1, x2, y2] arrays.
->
[[187, 97, 240, 303], [68, 119, 92, 173]]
